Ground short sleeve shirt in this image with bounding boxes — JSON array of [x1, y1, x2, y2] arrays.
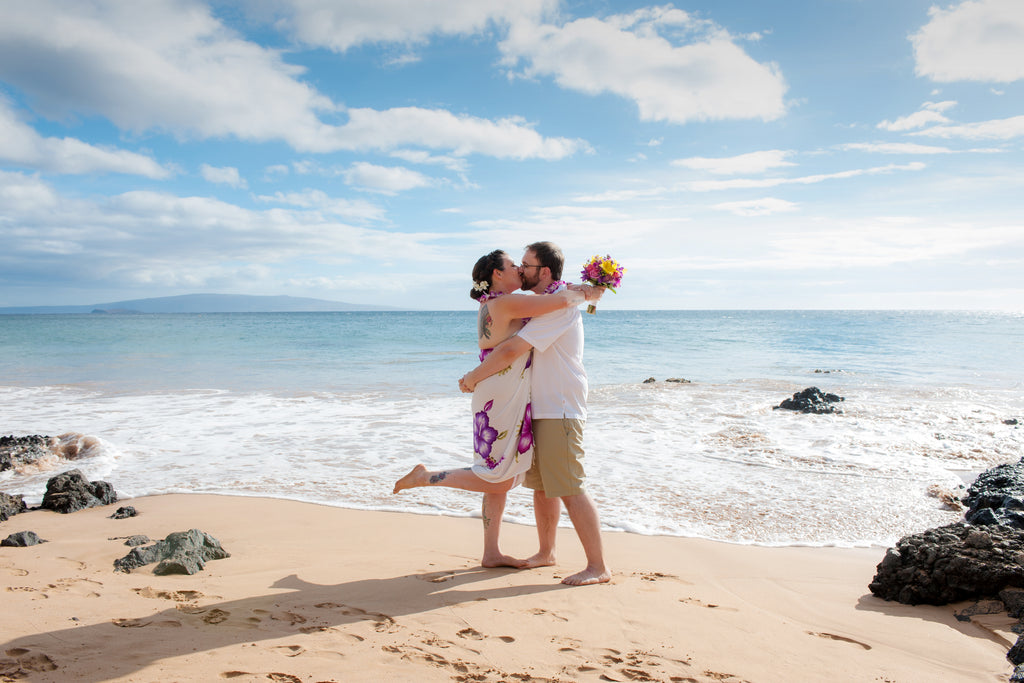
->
[[517, 289, 588, 420]]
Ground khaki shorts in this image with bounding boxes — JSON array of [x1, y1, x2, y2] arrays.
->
[[525, 418, 586, 498]]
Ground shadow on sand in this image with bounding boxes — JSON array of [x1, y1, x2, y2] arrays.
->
[[0, 565, 568, 681]]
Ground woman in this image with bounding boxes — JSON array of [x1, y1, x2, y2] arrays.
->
[[393, 249, 598, 567]]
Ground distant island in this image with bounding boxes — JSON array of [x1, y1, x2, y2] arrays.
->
[[0, 293, 406, 315]]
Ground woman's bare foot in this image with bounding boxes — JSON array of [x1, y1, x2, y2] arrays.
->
[[393, 464, 428, 493], [481, 553, 529, 569], [522, 552, 556, 569], [561, 565, 611, 586]]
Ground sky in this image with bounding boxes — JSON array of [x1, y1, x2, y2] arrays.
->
[[0, 0, 1022, 311]]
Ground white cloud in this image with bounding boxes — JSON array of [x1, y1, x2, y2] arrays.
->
[[389, 149, 469, 172], [324, 107, 587, 159], [672, 150, 796, 174], [0, 1, 582, 160], [255, 0, 556, 52], [686, 162, 926, 192], [0, 99, 170, 177], [838, 142, 955, 154], [200, 164, 247, 188], [911, 115, 1024, 140], [254, 189, 386, 221], [912, 0, 1024, 82], [343, 162, 434, 194], [766, 219, 1024, 269], [0, 0, 334, 145], [498, 7, 787, 123], [712, 198, 798, 217], [877, 101, 957, 131], [0, 171, 445, 290]]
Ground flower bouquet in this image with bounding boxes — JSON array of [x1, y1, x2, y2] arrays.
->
[[581, 254, 625, 314]]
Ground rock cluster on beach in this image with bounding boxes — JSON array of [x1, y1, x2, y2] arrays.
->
[[40, 469, 118, 514], [113, 528, 230, 575], [2, 530, 46, 547], [1, 462, 230, 578], [0, 491, 27, 522], [773, 387, 844, 414], [870, 454, 1024, 675], [0, 434, 53, 471]]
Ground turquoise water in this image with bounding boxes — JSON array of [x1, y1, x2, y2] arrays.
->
[[1, 310, 1020, 392], [1, 310, 1022, 546]]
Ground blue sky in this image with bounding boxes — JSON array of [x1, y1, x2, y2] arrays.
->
[[1, 0, 1022, 311]]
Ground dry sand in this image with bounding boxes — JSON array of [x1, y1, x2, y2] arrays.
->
[[0, 494, 1015, 682]]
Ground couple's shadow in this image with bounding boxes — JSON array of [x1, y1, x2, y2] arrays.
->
[[1, 565, 567, 682]]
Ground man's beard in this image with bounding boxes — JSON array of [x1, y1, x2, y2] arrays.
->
[[521, 271, 540, 291]]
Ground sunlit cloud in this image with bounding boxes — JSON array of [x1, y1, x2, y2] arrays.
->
[[911, 115, 1024, 140], [912, 0, 1024, 82], [342, 162, 435, 194], [499, 6, 787, 123], [686, 162, 926, 192], [877, 101, 956, 131], [200, 164, 247, 188], [672, 150, 795, 174], [712, 198, 798, 216], [254, 189, 386, 221], [0, 98, 170, 178], [254, 0, 556, 53]]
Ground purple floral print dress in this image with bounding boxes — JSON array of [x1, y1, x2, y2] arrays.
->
[[470, 348, 534, 483]]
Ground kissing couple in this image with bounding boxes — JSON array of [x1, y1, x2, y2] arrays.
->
[[395, 241, 610, 586]]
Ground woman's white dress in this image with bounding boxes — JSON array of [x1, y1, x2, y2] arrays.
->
[[470, 349, 534, 483]]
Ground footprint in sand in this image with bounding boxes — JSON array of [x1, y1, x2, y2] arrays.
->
[[678, 597, 737, 611], [267, 674, 302, 683], [1, 565, 30, 577], [456, 628, 514, 643], [528, 608, 568, 622], [55, 557, 87, 571], [270, 611, 307, 626], [202, 608, 231, 625], [417, 571, 457, 583], [0, 649, 58, 676], [133, 587, 209, 602], [806, 631, 872, 650], [314, 603, 398, 632], [272, 645, 305, 658]]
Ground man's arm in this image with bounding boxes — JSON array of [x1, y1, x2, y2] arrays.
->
[[459, 336, 533, 393]]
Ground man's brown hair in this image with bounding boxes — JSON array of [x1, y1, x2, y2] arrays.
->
[[525, 241, 564, 281]]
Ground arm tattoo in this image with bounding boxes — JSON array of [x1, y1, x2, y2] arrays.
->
[[477, 304, 493, 340]]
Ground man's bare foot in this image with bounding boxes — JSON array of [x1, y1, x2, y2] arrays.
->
[[561, 565, 611, 586], [481, 553, 529, 569], [522, 552, 556, 569], [393, 464, 427, 493]]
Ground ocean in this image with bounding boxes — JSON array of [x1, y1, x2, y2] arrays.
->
[[1, 309, 1022, 548]]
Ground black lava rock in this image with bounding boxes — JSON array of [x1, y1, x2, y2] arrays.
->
[[773, 387, 844, 414], [0, 434, 53, 472], [869, 522, 1024, 605], [0, 491, 27, 522], [40, 469, 117, 514], [1, 531, 47, 547], [114, 529, 230, 575], [110, 506, 138, 519], [964, 457, 1024, 529]]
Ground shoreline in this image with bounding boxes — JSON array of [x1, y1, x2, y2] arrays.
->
[[0, 493, 1013, 682]]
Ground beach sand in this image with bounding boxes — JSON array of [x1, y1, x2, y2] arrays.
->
[[0, 494, 1014, 682]]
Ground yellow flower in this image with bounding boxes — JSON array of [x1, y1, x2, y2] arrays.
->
[[600, 259, 616, 275]]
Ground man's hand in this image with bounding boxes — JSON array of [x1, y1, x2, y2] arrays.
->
[[582, 284, 605, 302], [458, 375, 475, 393]]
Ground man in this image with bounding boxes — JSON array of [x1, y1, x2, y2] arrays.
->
[[460, 241, 610, 586]]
